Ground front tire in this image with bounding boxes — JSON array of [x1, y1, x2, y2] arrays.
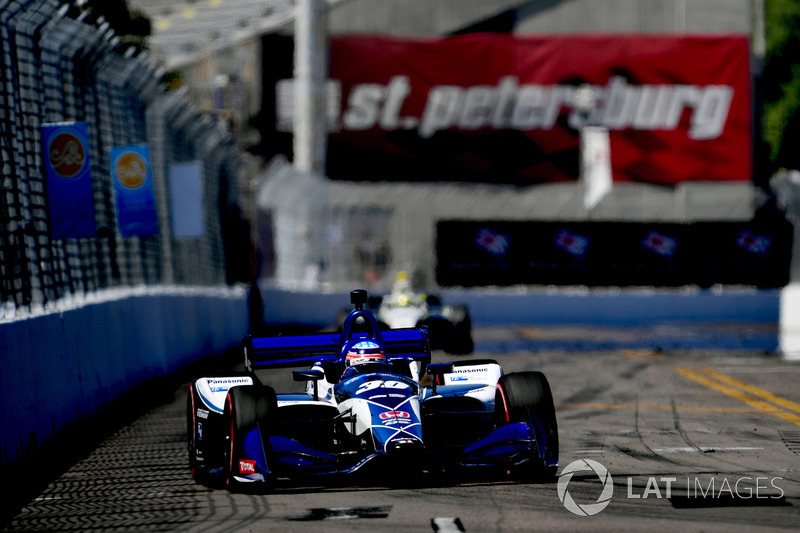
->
[[495, 371, 559, 480], [223, 384, 277, 491]]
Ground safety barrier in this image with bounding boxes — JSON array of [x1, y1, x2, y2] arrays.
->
[[0, 286, 248, 465], [260, 285, 781, 328], [0, 0, 249, 317]]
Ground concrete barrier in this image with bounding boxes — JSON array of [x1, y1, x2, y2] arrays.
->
[[0, 286, 248, 465]]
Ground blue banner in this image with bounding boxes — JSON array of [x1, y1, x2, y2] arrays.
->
[[43, 122, 95, 239], [168, 161, 205, 238], [110, 144, 158, 237]]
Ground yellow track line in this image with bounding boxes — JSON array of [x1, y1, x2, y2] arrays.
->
[[558, 402, 760, 414], [621, 349, 661, 358], [675, 367, 800, 427], [701, 367, 800, 416]]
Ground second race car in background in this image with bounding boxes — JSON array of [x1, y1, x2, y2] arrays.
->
[[337, 272, 474, 354]]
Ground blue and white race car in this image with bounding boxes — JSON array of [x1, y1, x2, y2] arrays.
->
[[187, 290, 558, 490]]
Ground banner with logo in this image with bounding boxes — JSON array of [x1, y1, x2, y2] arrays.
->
[[42, 122, 95, 239], [110, 144, 158, 237], [436, 219, 792, 288], [168, 161, 205, 238], [319, 34, 751, 184]]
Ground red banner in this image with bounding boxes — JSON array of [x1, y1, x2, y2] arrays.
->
[[326, 34, 752, 185]]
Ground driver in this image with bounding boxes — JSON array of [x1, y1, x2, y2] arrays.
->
[[340, 340, 390, 381]]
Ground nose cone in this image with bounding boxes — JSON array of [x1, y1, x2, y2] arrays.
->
[[371, 410, 424, 456], [385, 436, 424, 456]]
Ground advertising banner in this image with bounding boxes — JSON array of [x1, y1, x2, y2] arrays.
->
[[110, 144, 158, 237], [168, 161, 205, 238], [321, 34, 752, 184], [42, 122, 95, 239], [436, 219, 792, 288]]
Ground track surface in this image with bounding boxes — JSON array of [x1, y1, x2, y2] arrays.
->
[[4, 325, 800, 532]]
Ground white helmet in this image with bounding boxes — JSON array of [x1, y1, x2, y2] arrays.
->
[[344, 340, 387, 367]]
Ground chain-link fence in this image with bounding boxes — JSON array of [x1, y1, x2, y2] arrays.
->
[[0, 0, 251, 319]]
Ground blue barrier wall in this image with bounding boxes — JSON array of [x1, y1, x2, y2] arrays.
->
[[0, 287, 248, 465], [440, 287, 782, 325], [261, 286, 781, 327], [260, 284, 784, 352]]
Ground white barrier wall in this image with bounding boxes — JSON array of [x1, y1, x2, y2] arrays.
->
[[780, 283, 800, 361], [0, 287, 248, 465]]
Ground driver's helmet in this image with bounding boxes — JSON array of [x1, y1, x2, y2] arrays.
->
[[344, 340, 387, 368]]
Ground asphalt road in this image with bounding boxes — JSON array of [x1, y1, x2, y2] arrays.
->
[[4, 325, 800, 532]]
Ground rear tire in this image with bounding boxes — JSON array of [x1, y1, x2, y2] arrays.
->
[[223, 384, 277, 491], [495, 371, 559, 480], [448, 306, 473, 355]]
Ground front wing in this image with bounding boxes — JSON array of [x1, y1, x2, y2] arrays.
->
[[224, 401, 547, 483]]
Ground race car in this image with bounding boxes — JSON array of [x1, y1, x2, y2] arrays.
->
[[187, 289, 558, 490], [337, 272, 474, 354]]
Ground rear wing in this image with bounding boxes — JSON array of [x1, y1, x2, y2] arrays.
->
[[243, 327, 430, 370]]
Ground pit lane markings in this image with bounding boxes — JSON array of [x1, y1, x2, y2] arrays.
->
[[675, 367, 800, 427]]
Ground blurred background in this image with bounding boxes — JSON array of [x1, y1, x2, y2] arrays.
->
[[131, 0, 799, 293], [4, 0, 800, 311]]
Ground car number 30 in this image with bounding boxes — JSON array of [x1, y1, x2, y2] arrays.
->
[[356, 380, 409, 395]]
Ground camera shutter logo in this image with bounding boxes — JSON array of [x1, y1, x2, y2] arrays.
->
[[557, 459, 614, 516]]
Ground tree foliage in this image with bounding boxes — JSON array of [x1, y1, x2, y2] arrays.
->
[[83, 0, 151, 52], [763, 0, 800, 170], [81, 1, 183, 90]]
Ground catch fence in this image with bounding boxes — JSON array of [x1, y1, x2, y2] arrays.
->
[[0, 0, 249, 319]]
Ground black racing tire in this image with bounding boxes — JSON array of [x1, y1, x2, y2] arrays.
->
[[419, 317, 451, 352], [187, 373, 254, 484], [495, 371, 559, 480], [223, 384, 277, 491], [448, 306, 474, 355]]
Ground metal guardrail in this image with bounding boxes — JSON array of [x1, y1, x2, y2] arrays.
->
[[0, 0, 249, 319]]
